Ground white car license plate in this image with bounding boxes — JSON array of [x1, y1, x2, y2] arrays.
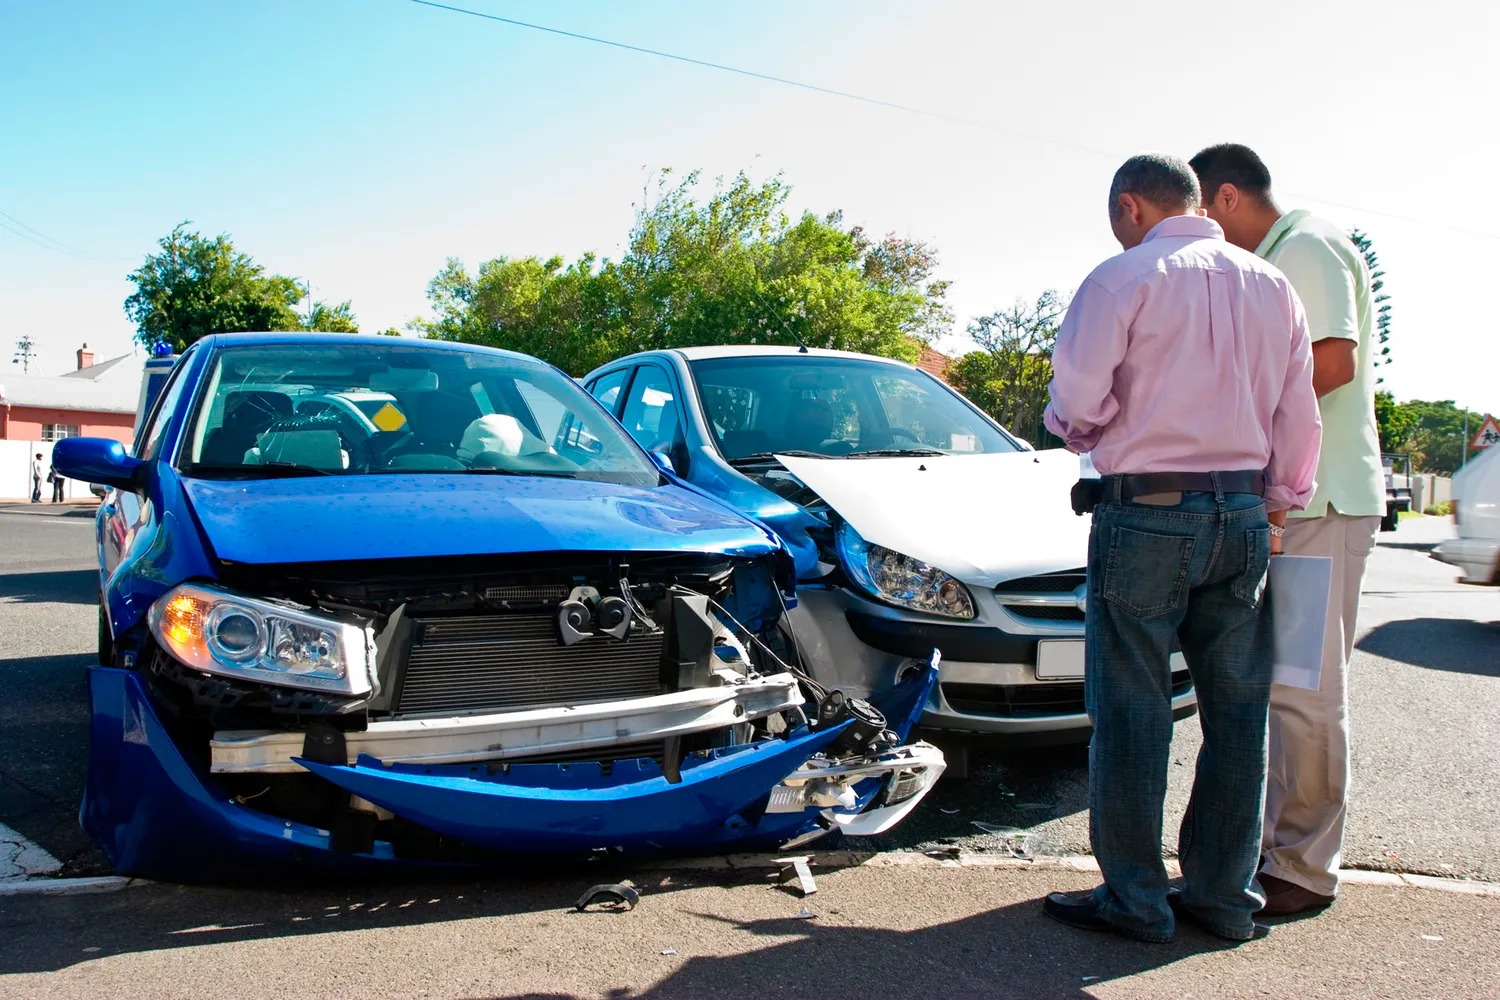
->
[[1036, 640, 1086, 680]]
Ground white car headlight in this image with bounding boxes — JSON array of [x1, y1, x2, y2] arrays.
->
[[836, 522, 975, 619], [149, 583, 375, 696]]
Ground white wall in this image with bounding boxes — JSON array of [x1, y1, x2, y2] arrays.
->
[[0, 439, 86, 501]]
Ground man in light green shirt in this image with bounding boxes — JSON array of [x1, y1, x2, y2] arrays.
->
[[1191, 144, 1386, 917]]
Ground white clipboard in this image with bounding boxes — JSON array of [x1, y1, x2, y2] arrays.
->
[[1269, 555, 1332, 691]]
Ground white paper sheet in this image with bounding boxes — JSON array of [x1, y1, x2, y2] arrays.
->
[[1269, 555, 1333, 691]]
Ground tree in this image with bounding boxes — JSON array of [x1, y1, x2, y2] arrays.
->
[[124, 224, 306, 352], [945, 291, 1068, 446], [1348, 229, 1392, 382], [1374, 390, 1419, 455], [303, 300, 359, 332], [1397, 399, 1486, 474], [414, 170, 952, 375]]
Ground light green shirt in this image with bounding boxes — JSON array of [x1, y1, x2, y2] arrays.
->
[[1256, 210, 1386, 519]]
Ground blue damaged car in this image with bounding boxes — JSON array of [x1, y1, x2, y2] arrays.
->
[[54, 333, 943, 882]]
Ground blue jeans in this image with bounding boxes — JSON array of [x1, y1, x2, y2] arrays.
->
[[1085, 487, 1272, 941]]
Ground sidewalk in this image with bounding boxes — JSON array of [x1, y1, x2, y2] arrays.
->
[[2, 858, 1495, 999], [0, 499, 100, 517]]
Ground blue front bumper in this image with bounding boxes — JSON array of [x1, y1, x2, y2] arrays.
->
[[82, 666, 935, 882]]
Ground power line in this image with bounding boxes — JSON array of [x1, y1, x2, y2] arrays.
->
[[407, 0, 1116, 160], [0, 210, 133, 261], [410, 0, 1498, 242]]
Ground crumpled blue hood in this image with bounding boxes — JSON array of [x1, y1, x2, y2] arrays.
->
[[183, 474, 781, 565]]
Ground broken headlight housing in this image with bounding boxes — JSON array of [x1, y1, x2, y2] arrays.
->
[[148, 583, 375, 695], [836, 522, 975, 619]]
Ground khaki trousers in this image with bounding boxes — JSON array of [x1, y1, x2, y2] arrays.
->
[[1261, 512, 1380, 896]]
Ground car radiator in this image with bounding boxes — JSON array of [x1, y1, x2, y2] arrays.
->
[[393, 613, 666, 718]]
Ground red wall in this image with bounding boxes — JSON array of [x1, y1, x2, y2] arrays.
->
[[2, 406, 134, 443]]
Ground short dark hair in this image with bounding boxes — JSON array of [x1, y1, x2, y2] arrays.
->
[[1108, 154, 1201, 219], [1188, 143, 1273, 203]]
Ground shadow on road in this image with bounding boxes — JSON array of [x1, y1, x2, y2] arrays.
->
[[0, 569, 99, 605], [1375, 539, 1441, 553], [1357, 617, 1500, 677], [0, 867, 1240, 996]]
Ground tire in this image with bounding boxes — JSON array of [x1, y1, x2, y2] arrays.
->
[[98, 598, 115, 667]]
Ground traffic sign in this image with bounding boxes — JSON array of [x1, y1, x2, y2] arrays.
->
[[1472, 415, 1500, 450]]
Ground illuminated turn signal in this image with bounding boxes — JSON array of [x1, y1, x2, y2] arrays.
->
[[161, 595, 206, 646]]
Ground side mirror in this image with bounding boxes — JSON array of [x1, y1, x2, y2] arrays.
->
[[53, 438, 144, 492], [649, 450, 676, 475]]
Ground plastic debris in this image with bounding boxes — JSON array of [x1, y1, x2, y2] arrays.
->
[[795, 907, 816, 919], [575, 883, 640, 912], [661, 948, 679, 956], [1421, 935, 1443, 942], [971, 821, 1025, 837], [1082, 975, 1100, 982], [776, 855, 818, 896], [939, 806, 960, 815]]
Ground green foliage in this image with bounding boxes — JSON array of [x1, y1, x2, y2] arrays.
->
[[945, 291, 1068, 447], [414, 171, 951, 375], [1423, 501, 1453, 517], [1348, 229, 1392, 381], [1377, 396, 1487, 474], [374, 327, 403, 337], [1374, 391, 1419, 455], [303, 300, 359, 332], [124, 224, 305, 352]]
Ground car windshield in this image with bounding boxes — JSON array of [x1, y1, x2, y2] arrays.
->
[[183, 342, 659, 487], [688, 355, 1019, 461]]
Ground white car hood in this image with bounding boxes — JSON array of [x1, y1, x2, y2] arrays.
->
[[778, 450, 1091, 588]]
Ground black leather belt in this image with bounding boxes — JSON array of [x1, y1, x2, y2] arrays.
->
[[1071, 471, 1266, 515]]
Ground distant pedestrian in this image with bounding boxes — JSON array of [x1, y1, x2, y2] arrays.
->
[[1191, 143, 1387, 918], [49, 461, 65, 502], [1041, 154, 1321, 943], [29, 452, 45, 503]]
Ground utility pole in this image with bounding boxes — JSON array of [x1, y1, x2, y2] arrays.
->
[[1462, 409, 1469, 469], [11, 335, 36, 374]]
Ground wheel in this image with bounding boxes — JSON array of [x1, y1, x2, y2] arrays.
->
[[98, 599, 115, 667]]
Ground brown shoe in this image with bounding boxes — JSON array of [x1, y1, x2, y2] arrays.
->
[[1256, 873, 1335, 917]]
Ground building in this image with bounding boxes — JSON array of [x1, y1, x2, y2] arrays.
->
[[0, 343, 143, 499], [916, 344, 953, 384]]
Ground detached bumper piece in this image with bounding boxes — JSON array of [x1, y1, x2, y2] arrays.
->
[[82, 665, 943, 882]]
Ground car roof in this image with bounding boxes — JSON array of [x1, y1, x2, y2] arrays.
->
[[663, 345, 917, 366], [200, 332, 540, 364]]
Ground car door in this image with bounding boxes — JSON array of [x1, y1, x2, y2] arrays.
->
[[103, 353, 194, 580], [617, 363, 690, 475]]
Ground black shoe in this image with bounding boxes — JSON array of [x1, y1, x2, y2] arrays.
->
[[1043, 889, 1172, 943], [1166, 888, 1270, 942]]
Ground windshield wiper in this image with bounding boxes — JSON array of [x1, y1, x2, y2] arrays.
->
[[845, 448, 947, 459], [726, 450, 829, 467], [188, 462, 337, 479]]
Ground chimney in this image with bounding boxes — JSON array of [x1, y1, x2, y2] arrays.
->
[[77, 342, 94, 371]]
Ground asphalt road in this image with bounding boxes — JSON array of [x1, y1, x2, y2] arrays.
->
[[0, 509, 1495, 881]]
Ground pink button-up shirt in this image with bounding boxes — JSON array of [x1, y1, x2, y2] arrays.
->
[[1044, 215, 1320, 512]]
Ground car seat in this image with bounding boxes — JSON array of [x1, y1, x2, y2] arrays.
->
[[200, 391, 294, 466]]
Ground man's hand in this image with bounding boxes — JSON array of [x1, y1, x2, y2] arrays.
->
[[1311, 338, 1357, 397], [1269, 510, 1287, 556]]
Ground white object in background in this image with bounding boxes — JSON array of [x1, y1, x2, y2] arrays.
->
[[1079, 452, 1100, 479], [1269, 555, 1333, 691]]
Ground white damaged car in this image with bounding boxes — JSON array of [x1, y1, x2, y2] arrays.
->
[[584, 347, 1197, 768]]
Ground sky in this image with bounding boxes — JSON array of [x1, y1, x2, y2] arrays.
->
[[2, 0, 1496, 412]]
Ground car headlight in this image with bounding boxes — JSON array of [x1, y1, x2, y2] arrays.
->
[[836, 522, 975, 619], [149, 583, 375, 696]]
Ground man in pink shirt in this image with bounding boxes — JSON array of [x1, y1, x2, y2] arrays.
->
[[1041, 154, 1321, 944]]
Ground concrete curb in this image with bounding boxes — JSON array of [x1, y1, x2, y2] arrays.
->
[[653, 850, 1500, 898], [0, 877, 145, 898]]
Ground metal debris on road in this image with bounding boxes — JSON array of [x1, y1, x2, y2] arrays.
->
[[776, 856, 817, 897], [795, 907, 816, 919], [661, 948, 679, 956], [575, 883, 640, 912], [1421, 935, 1443, 942]]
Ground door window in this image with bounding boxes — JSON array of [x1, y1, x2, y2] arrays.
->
[[587, 368, 631, 416], [619, 365, 688, 473], [137, 354, 195, 461]]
